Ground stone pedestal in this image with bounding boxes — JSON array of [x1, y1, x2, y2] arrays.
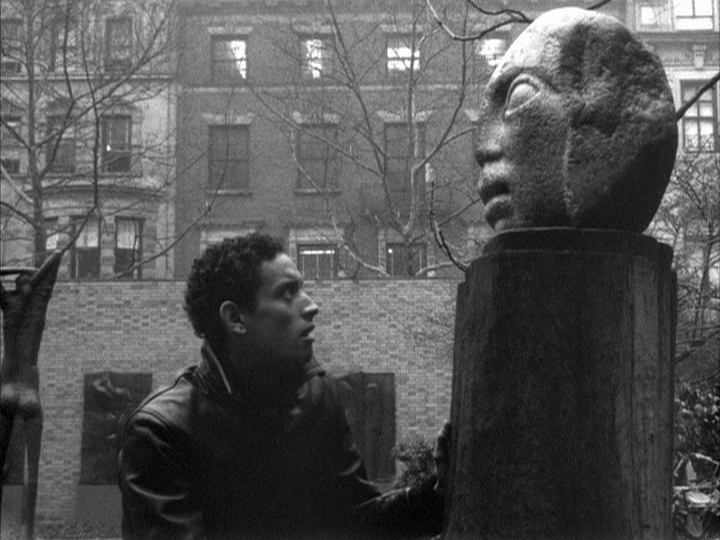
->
[[444, 229, 676, 540]]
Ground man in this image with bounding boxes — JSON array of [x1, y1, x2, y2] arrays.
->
[[119, 233, 445, 539]]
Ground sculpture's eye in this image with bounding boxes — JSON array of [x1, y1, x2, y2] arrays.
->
[[504, 79, 540, 117]]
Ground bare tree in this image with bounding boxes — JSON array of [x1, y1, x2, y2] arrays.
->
[[241, 0, 487, 278], [1, 0, 177, 278], [649, 147, 720, 381]]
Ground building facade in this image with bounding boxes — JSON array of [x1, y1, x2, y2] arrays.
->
[[0, 0, 176, 279]]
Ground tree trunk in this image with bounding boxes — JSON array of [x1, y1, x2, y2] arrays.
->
[[444, 228, 676, 540]]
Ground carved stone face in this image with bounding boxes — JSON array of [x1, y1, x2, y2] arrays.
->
[[476, 8, 678, 232]]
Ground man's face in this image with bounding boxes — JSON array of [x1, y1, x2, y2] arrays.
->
[[475, 28, 574, 231], [240, 253, 319, 391]]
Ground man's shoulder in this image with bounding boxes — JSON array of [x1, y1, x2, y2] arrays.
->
[[127, 365, 201, 428]]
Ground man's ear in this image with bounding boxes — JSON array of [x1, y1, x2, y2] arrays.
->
[[219, 301, 247, 334]]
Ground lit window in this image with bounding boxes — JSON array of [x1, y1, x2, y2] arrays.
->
[[1, 19, 22, 74], [386, 243, 426, 277], [105, 17, 132, 71], [71, 217, 100, 279], [208, 125, 249, 190], [212, 36, 247, 81], [46, 115, 76, 173], [475, 38, 507, 68], [387, 35, 419, 74], [102, 116, 132, 173], [681, 82, 717, 152], [675, 0, 715, 30], [297, 124, 338, 191], [298, 244, 337, 279], [302, 38, 329, 79], [114, 217, 143, 278]]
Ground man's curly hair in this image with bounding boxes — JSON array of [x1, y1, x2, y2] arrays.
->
[[184, 233, 284, 352]]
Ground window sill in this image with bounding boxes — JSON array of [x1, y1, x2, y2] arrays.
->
[[294, 188, 341, 196], [208, 189, 253, 196]]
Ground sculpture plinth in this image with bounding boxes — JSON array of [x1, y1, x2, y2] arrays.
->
[[445, 229, 675, 539]]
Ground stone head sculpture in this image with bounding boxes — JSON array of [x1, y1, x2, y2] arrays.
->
[[476, 8, 678, 232]]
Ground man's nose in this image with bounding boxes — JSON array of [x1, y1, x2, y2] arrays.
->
[[301, 293, 319, 320]]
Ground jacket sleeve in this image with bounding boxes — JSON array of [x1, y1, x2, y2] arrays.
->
[[118, 410, 204, 540], [323, 376, 444, 538]]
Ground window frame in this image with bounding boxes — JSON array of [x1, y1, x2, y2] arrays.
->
[[102, 115, 133, 173], [1, 114, 22, 174], [300, 36, 332, 81], [383, 122, 426, 199], [105, 16, 133, 72], [681, 81, 718, 152], [675, 0, 715, 30], [114, 217, 143, 279], [49, 15, 77, 72], [71, 217, 101, 279], [211, 35, 248, 83], [1, 18, 23, 75], [297, 243, 338, 279], [296, 124, 339, 192], [385, 242, 427, 277], [46, 114, 76, 174], [208, 124, 250, 191], [386, 34, 420, 76]]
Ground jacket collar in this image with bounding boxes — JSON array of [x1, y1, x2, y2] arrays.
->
[[199, 340, 324, 399]]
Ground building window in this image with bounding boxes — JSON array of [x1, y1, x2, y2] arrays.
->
[[49, 16, 77, 72], [46, 115, 75, 173], [301, 37, 331, 80], [681, 82, 717, 152], [208, 125, 250, 190], [386, 35, 419, 74], [1, 19, 22, 74], [297, 124, 338, 191], [45, 218, 59, 251], [105, 17, 132, 71], [386, 242, 426, 277], [384, 123, 425, 211], [102, 115, 132, 173], [475, 37, 507, 69], [675, 0, 715, 30], [1, 115, 22, 174], [298, 244, 337, 279], [71, 217, 100, 279], [212, 36, 247, 82], [114, 217, 143, 278]]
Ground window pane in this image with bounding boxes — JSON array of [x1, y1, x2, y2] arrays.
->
[[476, 38, 507, 67], [386, 243, 426, 277], [212, 38, 247, 80], [681, 82, 717, 151], [47, 115, 76, 173], [103, 116, 132, 172], [209, 125, 249, 189], [387, 36, 419, 72], [303, 39, 324, 79], [298, 245, 336, 279], [105, 17, 132, 70], [1, 19, 22, 74], [77, 219, 99, 248]]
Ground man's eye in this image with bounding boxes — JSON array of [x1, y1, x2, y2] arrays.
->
[[504, 80, 540, 117]]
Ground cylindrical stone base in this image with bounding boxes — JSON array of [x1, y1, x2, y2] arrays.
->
[[444, 229, 676, 540]]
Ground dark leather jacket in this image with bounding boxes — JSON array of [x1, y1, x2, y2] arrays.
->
[[119, 343, 442, 540]]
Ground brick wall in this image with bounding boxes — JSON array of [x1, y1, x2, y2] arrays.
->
[[26, 278, 458, 523]]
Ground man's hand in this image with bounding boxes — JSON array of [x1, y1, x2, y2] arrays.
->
[[433, 421, 451, 497]]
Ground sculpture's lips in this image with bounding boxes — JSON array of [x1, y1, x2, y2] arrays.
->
[[479, 172, 513, 228]]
